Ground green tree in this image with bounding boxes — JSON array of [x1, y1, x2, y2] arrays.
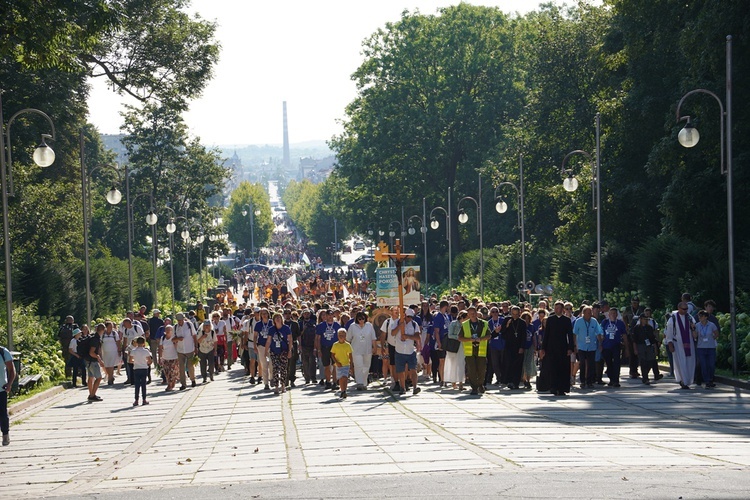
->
[[225, 182, 273, 257]]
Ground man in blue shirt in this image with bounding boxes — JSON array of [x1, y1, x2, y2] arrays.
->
[[573, 306, 603, 389], [600, 308, 625, 387], [315, 309, 341, 389], [431, 300, 451, 386], [0, 346, 15, 446], [486, 306, 505, 386]]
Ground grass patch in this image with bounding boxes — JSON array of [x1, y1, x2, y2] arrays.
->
[[9, 378, 65, 405], [715, 368, 750, 382]]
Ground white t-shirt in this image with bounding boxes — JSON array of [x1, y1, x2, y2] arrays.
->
[[212, 319, 227, 339], [346, 322, 377, 356], [382, 318, 397, 347], [119, 321, 143, 337], [68, 337, 78, 355], [197, 328, 217, 354], [394, 319, 420, 355], [175, 321, 196, 354], [160, 336, 178, 361], [120, 326, 140, 345], [242, 317, 255, 348], [130, 346, 151, 369]]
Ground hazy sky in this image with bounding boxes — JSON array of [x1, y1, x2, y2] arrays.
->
[[87, 1, 558, 146]]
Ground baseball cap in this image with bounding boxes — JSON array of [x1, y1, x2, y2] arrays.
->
[[175, 312, 185, 320], [405, 309, 415, 317], [152, 309, 161, 314], [72, 328, 82, 335]]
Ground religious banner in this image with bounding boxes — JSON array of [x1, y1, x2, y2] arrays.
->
[[375, 266, 420, 306]]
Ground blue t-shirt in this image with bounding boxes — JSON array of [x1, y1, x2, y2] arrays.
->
[[316, 321, 341, 348], [254, 320, 274, 347], [524, 324, 534, 349], [268, 324, 291, 354], [600, 318, 626, 349], [0, 347, 12, 392], [488, 316, 505, 350], [432, 312, 451, 344], [573, 317, 602, 352]]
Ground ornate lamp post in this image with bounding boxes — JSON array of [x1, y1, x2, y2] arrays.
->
[[407, 199, 428, 288], [494, 154, 526, 290], [80, 130, 122, 324], [0, 91, 56, 348], [429, 187, 452, 288], [559, 113, 601, 302], [127, 192, 158, 310], [241, 203, 260, 260], [674, 35, 736, 375], [457, 174, 483, 298]]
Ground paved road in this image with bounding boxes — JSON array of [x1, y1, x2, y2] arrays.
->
[[4, 370, 750, 498]]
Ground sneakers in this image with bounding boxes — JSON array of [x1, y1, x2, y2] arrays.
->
[[655, 374, 664, 381], [340, 391, 347, 399], [87, 395, 102, 402], [191, 380, 197, 388], [2, 434, 9, 446], [249, 376, 255, 384], [412, 387, 421, 395], [325, 381, 332, 389], [264, 384, 270, 391], [399, 388, 406, 395], [179, 385, 186, 391]]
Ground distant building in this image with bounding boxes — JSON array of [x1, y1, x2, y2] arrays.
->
[[101, 134, 129, 165], [298, 155, 336, 183]]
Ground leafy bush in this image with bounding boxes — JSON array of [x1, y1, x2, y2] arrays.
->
[[4, 303, 65, 383], [716, 312, 750, 372]]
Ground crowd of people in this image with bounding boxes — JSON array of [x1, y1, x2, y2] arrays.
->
[[53, 283, 720, 407]]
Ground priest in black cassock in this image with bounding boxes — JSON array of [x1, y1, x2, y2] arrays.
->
[[540, 301, 575, 396]]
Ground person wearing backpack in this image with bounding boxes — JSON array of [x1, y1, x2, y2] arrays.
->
[[58, 315, 79, 378], [299, 309, 317, 384], [81, 323, 105, 402]]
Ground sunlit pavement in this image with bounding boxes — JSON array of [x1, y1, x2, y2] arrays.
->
[[4, 370, 750, 498]]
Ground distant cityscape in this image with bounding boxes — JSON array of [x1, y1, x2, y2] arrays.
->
[[100, 101, 337, 190]]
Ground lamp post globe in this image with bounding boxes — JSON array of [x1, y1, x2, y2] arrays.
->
[[430, 219, 439, 230], [32, 139, 55, 167], [145, 211, 158, 226], [166, 221, 176, 234], [106, 187, 122, 205], [408, 227, 415, 235], [458, 211, 468, 224], [181, 229, 190, 241], [678, 122, 700, 148], [241, 210, 247, 216], [563, 175, 579, 192], [495, 199, 508, 214]]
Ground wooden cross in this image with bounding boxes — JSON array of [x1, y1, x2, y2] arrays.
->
[[382, 239, 415, 326]]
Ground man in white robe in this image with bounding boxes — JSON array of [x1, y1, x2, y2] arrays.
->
[[664, 301, 696, 389]]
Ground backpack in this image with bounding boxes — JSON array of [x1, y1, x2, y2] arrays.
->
[[301, 320, 316, 348], [77, 335, 94, 358]]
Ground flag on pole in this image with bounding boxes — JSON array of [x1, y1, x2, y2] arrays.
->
[[287, 274, 299, 299], [302, 253, 311, 266]]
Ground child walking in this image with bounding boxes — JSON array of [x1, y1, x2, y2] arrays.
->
[[129, 337, 152, 406], [330, 328, 353, 399]]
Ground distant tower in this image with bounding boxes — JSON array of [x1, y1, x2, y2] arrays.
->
[[282, 101, 291, 169]]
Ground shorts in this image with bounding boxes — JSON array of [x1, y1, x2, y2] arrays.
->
[[86, 360, 102, 379], [247, 346, 258, 361], [336, 365, 350, 379], [395, 352, 417, 373], [321, 345, 333, 366], [388, 344, 396, 366]]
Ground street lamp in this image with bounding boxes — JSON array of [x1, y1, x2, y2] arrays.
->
[[457, 174, 483, 298], [494, 154, 526, 290], [559, 112, 602, 302], [128, 191, 158, 310], [191, 225, 205, 302], [241, 203, 261, 260], [429, 186, 452, 287], [674, 35, 736, 375], [407, 198, 428, 289], [0, 92, 56, 349], [80, 130, 122, 325], [163, 206, 183, 317]]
